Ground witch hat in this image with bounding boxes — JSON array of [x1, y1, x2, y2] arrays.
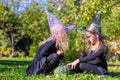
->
[[46, 10, 75, 37], [86, 11, 109, 40]]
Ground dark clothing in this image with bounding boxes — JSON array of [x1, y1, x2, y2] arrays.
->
[[26, 40, 63, 75], [76, 44, 108, 75], [77, 62, 108, 75]]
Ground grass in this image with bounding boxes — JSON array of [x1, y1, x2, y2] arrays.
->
[[0, 57, 120, 80]]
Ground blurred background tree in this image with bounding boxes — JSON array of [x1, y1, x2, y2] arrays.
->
[[0, 3, 22, 57], [0, 0, 120, 60]]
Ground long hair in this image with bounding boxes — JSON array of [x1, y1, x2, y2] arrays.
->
[[85, 23, 108, 60], [85, 32, 105, 54], [53, 29, 68, 50], [40, 28, 68, 51]]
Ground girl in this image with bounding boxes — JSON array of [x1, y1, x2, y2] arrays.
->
[[67, 23, 108, 76], [26, 11, 75, 76]]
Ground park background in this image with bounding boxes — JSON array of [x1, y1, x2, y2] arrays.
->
[[0, 0, 120, 80]]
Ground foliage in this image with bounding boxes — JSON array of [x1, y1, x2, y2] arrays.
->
[[47, 0, 120, 59], [19, 2, 49, 57], [0, 29, 11, 56], [0, 30, 11, 47], [29, 43, 39, 57], [102, 4, 120, 40], [0, 3, 22, 57], [0, 0, 120, 58]]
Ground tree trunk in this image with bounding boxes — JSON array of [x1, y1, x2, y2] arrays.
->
[[25, 37, 32, 56], [25, 38, 30, 56], [10, 34, 14, 57]]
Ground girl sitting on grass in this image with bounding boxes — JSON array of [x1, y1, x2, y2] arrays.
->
[[67, 23, 109, 77], [26, 10, 75, 76]]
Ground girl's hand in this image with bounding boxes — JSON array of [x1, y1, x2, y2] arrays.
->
[[67, 59, 79, 70], [57, 50, 64, 56]]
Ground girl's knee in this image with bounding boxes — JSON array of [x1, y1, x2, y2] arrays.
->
[[79, 63, 86, 69]]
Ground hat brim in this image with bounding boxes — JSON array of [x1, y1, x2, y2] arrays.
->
[[66, 25, 76, 32], [77, 29, 109, 40], [77, 29, 85, 34], [86, 30, 110, 40], [99, 34, 110, 40], [48, 25, 75, 40]]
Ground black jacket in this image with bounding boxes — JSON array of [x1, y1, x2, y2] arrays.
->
[[26, 40, 63, 75], [79, 44, 108, 70]]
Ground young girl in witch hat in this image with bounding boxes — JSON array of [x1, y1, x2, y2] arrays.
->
[[67, 23, 109, 77], [25, 10, 75, 76]]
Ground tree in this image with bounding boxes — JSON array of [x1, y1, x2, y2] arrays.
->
[[19, 2, 49, 56], [47, 0, 120, 59], [0, 0, 120, 58], [0, 3, 22, 57]]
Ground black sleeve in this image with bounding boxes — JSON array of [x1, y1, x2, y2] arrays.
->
[[79, 44, 106, 62], [34, 40, 56, 60], [39, 41, 56, 57], [81, 51, 87, 57]]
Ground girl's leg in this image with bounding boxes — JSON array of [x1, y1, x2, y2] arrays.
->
[[26, 53, 60, 75], [44, 53, 60, 73], [78, 62, 107, 75]]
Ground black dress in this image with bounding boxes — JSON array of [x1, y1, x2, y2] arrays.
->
[[26, 40, 63, 75], [76, 44, 108, 75]]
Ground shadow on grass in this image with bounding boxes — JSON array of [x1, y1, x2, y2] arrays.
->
[[0, 60, 31, 66], [109, 64, 120, 66], [109, 72, 120, 77], [108, 63, 120, 77], [0, 68, 11, 73], [0, 60, 31, 73]]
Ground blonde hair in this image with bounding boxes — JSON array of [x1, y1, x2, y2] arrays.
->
[[53, 29, 68, 50], [40, 28, 68, 51], [85, 33, 104, 54]]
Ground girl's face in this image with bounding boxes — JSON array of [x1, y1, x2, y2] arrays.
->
[[85, 31, 98, 45]]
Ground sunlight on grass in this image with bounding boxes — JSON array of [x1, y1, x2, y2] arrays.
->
[[0, 57, 120, 80]]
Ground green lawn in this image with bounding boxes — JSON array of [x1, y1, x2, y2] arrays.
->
[[0, 57, 120, 80]]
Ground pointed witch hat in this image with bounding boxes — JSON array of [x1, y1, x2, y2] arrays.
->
[[86, 11, 109, 40], [77, 11, 109, 40], [46, 10, 75, 39]]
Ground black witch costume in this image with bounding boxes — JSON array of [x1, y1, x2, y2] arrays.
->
[[26, 40, 63, 75], [25, 10, 75, 76]]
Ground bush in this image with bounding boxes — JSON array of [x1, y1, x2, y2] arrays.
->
[[29, 43, 39, 57], [0, 47, 12, 57]]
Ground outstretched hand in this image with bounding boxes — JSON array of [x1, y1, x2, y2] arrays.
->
[[67, 59, 79, 70]]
